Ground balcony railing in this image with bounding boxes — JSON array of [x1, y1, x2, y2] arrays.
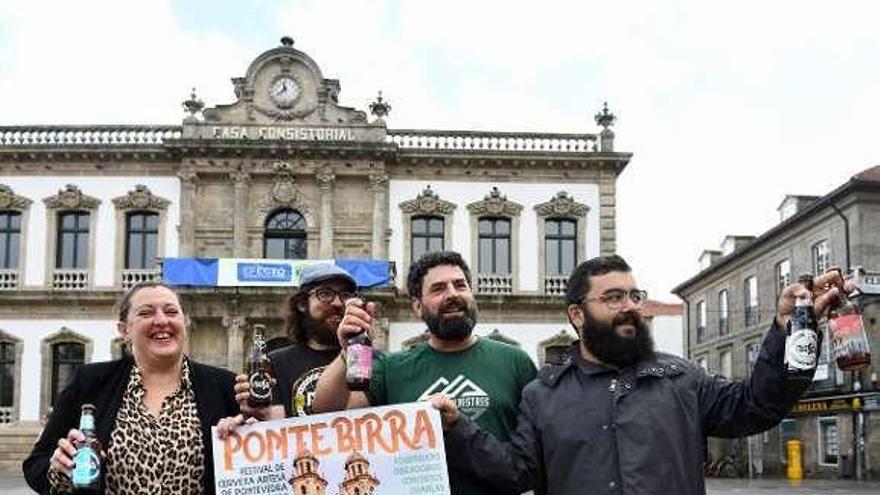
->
[[0, 125, 182, 146], [0, 406, 13, 424], [122, 269, 162, 290], [477, 273, 513, 295], [388, 129, 598, 153], [0, 269, 20, 290], [544, 275, 568, 296], [52, 269, 90, 290]]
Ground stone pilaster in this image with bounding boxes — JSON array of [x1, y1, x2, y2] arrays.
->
[[598, 170, 617, 255], [177, 165, 198, 257], [223, 315, 247, 373], [231, 170, 251, 257], [368, 171, 389, 260], [316, 166, 336, 259]]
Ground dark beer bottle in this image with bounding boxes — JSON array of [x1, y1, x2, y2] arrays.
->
[[71, 404, 101, 492], [247, 324, 274, 407], [784, 274, 819, 374], [828, 268, 872, 371]]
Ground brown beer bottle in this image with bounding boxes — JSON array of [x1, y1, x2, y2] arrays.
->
[[828, 268, 872, 371], [784, 274, 819, 375], [247, 324, 274, 407], [71, 404, 101, 492]]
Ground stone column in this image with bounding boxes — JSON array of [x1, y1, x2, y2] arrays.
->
[[223, 315, 247, 373], [231, 170, 251, 257], [177, 165, 198, 257], [368, 171, 389, 260], [316, 166, 336, 259]]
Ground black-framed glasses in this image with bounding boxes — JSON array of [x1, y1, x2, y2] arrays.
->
[[583, 289, 648, 310], [309, 287, 357, 304]]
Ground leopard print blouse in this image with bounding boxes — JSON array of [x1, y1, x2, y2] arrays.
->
[[49, 359, 205, 494]]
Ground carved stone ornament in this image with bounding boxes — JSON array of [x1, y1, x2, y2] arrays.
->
[[43, 184, 100, 210], [467, 187, 523, 217], [0, 184, 33, 210], [367, 171, 389, 192], [112, 185, 170, 211], [257, 161, 309, 215], [176, 166, 198, 185], [486, 329, 520, 347], [539, 328, 577, 348], [316, 165, 335, 189], [534, 191, 590, 218], [399, 186, 456, 215]]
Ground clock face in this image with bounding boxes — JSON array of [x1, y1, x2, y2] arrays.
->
[[269, 77, 300, 108]]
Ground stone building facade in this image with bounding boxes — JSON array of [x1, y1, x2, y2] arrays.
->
[[0, 38, 633, 471], [673, 166, 880, 479]]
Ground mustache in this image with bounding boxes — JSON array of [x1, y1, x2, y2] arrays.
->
[[439, 299, 467, 313], [613, 312, 640, 327]]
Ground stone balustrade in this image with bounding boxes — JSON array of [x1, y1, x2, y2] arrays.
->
[[0, 125, 181, 146], [477, 273, 513, 295], [388, 129, 598, 153], [52, 269, 90, 290], [0, 269, 19, 290], [543, 275, 568, 296], [122, 269, 162, 289]]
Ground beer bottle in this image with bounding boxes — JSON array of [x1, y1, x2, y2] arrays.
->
[[346, 331, 372, 391], [71, 404, 101, 492], [828, 268, 872, 371], [784, 274, 819, 374], [247, 324, 274, 407]]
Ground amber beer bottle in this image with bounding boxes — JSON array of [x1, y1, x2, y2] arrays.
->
[[345, 300, 374, 391], [828, 268, 872, 371], [785, 274, 819, 374], [248, 324, 274, 407], [71, 404, 101, 492]]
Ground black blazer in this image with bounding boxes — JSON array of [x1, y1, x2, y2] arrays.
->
[[23, 357, 239, 494]]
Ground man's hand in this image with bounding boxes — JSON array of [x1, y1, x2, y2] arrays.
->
[[234, 374, 282, 421], [776, 270, 857, 328], [215, 414, 252, 440], [429, 394, 460, 431], [338, 298, 377, 348]]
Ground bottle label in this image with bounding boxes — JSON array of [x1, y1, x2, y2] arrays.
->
[[829, 314, 871, 360], [785, 329, 818, 370], [249, 373, 272, 401], [346, 344, 372, 381], [72, 446, 100, 487]]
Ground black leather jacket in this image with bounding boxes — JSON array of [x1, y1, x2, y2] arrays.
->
[[445, 323, 813, 495]]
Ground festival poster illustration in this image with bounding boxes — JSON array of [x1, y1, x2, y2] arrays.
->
[[212, 402, 451, 495]]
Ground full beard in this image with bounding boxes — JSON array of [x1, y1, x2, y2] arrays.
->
[[581, 309, 655, 368], [423, 298, 478, 342], [303, 312, 342, 349]]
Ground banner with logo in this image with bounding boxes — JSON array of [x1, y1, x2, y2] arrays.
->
[[212, 402, 450, 495], [162, 258, 391, 288]]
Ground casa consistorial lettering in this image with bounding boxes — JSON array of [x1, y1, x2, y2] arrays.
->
[[210, 125, 362, 141]]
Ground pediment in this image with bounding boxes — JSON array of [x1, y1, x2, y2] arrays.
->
[[200, 37, 368, 126]]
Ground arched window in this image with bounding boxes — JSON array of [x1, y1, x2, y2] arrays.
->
[[0, 211, 21, 269], [411, 215, 444, 262], [126, 211, 159, 269], [264, 209, 307, 259]]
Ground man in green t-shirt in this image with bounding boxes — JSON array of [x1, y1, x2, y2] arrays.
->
[[313, 251, 537, 495]]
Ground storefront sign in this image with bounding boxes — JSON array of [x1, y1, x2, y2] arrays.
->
[[792, 397, 857, 415]]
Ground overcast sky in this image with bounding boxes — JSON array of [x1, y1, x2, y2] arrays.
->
[[2, 0, 879, 301]]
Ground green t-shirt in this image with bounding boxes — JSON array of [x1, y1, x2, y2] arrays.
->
[[366, 337, 538, 495]]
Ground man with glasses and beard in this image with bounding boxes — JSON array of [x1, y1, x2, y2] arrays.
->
[[235, 263, 359, 419], [434, 254, 849, 495], [312, 251, 537, 495]]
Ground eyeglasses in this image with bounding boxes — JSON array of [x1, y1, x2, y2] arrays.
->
[[583, 289, 648, 309], [309, 287, 357, 304]]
